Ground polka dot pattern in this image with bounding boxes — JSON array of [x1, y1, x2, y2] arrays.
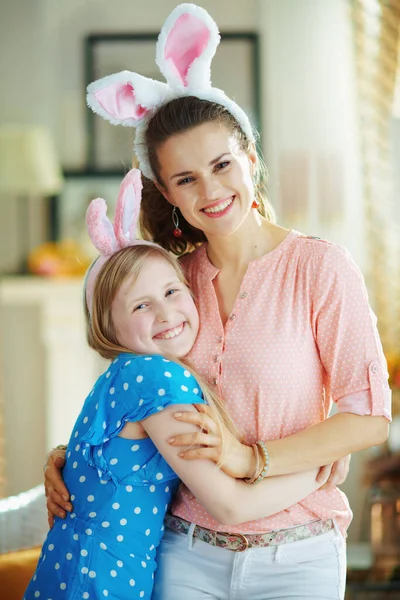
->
[[176, 233, 391, 537], [25, 354, 201, 599]]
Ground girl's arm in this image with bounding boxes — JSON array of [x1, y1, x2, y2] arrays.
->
[[171, 408, 387, 478], [142, 404, 328, 526]]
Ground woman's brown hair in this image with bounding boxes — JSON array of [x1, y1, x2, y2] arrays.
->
[[139, 96, 275, 255], [84, 245, 242, 444]]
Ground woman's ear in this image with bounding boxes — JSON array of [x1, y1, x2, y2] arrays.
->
[[248, 143, 258, 176], [154, 180, 176, 206]]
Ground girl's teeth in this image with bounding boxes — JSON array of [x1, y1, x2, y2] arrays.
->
[[158, 324, 183, 339], [204, 197, 233, 214]]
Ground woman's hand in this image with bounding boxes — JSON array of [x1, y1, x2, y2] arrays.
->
[[316, 455, 351, 487], [44, 446, 72, 527], [168, 404, 255, 479], [170, 406, 352, 487]]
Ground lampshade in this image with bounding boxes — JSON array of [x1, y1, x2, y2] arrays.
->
[[0, 126, 64, 195]]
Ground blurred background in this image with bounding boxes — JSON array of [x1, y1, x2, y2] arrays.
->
[[0, 0, 400, 596]]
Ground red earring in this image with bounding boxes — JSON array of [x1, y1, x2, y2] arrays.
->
[[252, 173, 260, 209], [172, 207, 183, 238]]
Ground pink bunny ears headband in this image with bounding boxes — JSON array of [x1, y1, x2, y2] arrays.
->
[[86, 3, 254, 181], [85, 168, 157, 315]]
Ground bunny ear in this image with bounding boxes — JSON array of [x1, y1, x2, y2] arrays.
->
[[156, 4, 220, 90], [86, 198, 120, 255], [113, 169, 143, 247], [87, 71, 170, 126]]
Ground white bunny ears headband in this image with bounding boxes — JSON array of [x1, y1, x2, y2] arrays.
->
[[85, 168, 157, 315], [86, 3, 254, 180]]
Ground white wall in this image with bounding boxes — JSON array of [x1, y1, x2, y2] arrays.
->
[[259, 0, 365, 267], [1, 0, 364, 254], [0, 0, 258, 168]]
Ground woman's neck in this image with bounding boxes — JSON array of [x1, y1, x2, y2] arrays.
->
[[205, 218, 291, 271]]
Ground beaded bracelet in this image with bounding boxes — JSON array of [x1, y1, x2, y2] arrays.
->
[[253, 441, 270, 484]]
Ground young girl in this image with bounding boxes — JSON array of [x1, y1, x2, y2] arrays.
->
[[25, 169, 328, 600], [44, 4, 391, 599]]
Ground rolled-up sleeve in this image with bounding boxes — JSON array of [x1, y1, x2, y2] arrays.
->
[[312, 244, 391, 421]]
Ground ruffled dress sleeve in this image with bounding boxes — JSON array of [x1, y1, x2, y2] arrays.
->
[[79, 354, 206, 484]]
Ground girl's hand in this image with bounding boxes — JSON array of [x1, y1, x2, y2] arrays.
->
[[44, 446, 72, 527], [168, 404, 255, 479], [316, 455, 351, 487]]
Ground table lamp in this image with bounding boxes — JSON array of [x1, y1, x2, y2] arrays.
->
[[0, 125, 64, 272]]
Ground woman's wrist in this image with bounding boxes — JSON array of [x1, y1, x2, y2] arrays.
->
[[253, 441, 270, 483], [244, 441, 271, 484], [242, 443, 257, 480]]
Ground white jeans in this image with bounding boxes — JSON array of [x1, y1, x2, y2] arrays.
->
[[152, 524, 347, 600]]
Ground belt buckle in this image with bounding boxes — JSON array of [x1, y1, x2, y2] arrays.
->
[[234, 532, 249, 552]]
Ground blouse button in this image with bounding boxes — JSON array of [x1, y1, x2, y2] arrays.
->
[[212, 377, 218, 385], [371, 364, 378, 374], [217, 336, 223, 344], [229, 313, 236, 321], [239, 291, 247, 299], [214, 355, 220, 363]]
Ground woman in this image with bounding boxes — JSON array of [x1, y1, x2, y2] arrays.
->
[[45, 5, 391, 599], [26, 171, 331, 600]]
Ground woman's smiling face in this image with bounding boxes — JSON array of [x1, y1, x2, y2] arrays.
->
[[156, 121, 257, 238]]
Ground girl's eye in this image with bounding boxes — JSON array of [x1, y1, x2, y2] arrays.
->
[[215, 161, 230, 171], [166, 288, 179, 297], [134, 303, 147, 311], [177, 176, 194, 186]]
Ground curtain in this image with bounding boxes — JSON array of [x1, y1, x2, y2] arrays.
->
[[350, 0, 400, 359]]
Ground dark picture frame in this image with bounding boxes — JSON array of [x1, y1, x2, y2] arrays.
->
[[84, 32, 261, 174]]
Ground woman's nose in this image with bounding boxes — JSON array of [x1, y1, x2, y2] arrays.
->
[[199, 176, 220, 201]]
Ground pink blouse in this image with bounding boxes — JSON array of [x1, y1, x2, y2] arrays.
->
[[171, 230, 391, 535]]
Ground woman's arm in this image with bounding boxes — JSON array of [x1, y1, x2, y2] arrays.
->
[[142, 404, 328, 526], [171, 408, 387, 479], [171, 243, 391, 478], [262, 243, 389, 476], [263, 412, 388, 477]]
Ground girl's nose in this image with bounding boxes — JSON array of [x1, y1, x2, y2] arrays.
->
[[155, 305, 172, 323]]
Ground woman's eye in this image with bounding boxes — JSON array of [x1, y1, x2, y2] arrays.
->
[[177, 176, 193, 186], [216, 161, 230, 171]]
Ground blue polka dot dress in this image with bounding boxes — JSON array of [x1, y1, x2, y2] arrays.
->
[[24, 353, 205, 600]]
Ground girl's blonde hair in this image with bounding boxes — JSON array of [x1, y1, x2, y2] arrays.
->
[[139, 96, 275, 255], [84, 245, 242, 444]]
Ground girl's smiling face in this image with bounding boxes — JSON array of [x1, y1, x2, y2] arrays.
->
[[156, 121, 257, 238], [111, 253, 199, 358]]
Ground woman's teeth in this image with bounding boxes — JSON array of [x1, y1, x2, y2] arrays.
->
[[156, 323, 184, 340], [203, 197, 233, 214]]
